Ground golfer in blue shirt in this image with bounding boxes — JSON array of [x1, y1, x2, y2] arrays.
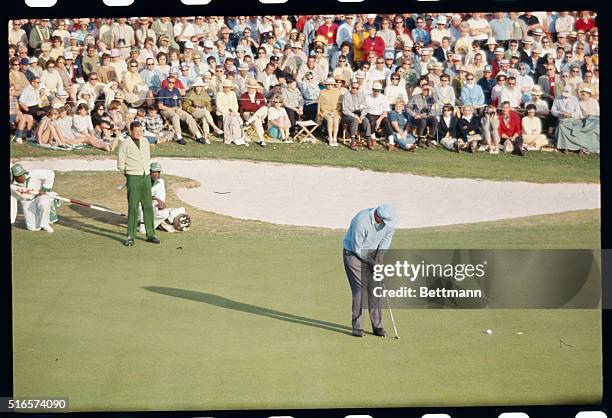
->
[[342, 204, 396, 337]]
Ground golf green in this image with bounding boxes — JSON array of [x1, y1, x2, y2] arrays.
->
[[11, 172, 602, 411]]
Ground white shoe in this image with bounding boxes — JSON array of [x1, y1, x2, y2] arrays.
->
[[138, 224, 146, 234], [478, 145, 488, 152], [42, 225, 54, 233], [284, 138, 294, 144], [260, 141, 267, 147], [330, 142, 339, 147], [16, 138, 23, 144]]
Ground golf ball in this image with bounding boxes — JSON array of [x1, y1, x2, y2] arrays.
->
[[486, 329, 493, 335]]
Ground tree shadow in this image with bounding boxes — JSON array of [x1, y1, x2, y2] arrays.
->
[[144, 286, 353, 336]]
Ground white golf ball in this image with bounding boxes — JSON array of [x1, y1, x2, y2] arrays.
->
[[486, 329, 493, 335]]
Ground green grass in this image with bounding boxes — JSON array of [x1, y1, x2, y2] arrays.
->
[[11, 172, 602, 411], [10, 137, 600, 183]]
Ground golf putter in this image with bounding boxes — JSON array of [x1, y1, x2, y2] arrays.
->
[[383, 281, 400, 340]]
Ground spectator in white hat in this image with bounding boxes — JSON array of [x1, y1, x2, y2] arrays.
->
[[364, 81, 392, 149], [430, 16, 451, 47], [578, 87, 599, 117], [317, 78, 343, 146], [551, 85, 581, 121]]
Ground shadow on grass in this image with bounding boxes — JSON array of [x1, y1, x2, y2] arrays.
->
[[59, 204, 127, 243], [144, 286, 353, 336]]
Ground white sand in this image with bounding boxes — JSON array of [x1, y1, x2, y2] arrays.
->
[[18, 158, 600, 229]]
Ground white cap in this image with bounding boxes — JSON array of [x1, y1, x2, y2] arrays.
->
[[366, 14, 377, 19], [29, 57, 38, 63], [372, 81, 383, 91], [184, 41, 194, 49], [203, 40, 214, 48], [191, 77, 205, 87], [63, 51, 73, 59], [436, 16, 447, 25]]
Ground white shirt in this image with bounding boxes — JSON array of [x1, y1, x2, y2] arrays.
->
[[19, 85, 41, 107], [364, 93, 390, 116], [467, 18, 490, 41], [500, 86, 522, 108]]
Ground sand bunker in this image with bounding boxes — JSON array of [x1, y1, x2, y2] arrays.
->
[[18, 158, 600, 229]]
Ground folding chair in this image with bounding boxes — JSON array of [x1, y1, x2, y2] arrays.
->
[[294, 120, 319, 143]]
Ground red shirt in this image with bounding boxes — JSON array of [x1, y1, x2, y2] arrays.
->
[[548, 76, 556, 95], [498, 111, 522, 138], [363, 36, 385, 58], [160, 78, 185, 91], [296, 16, 311, 33], [575, 19, 596, 33], [239, 91, 266, 114], [316, 23, 339, 47]]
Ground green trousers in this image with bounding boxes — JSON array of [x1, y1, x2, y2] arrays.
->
[[126, 174, 155, 239]]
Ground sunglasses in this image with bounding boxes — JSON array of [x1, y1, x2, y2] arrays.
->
[[90, 77, 98, 80], [130, 65, 138, 68]]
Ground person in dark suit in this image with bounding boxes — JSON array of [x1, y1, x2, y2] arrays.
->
[[456, 104, 482, 152], [433, 36, 452, 64], [438, 104, 460, 151]]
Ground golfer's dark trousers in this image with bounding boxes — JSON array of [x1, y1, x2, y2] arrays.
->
[[126, 174, 155, 239], [342, 249, 383, 332], [341, 113, 372, 137], [365, 114, 392, 138], [413, 116, 439, 138]]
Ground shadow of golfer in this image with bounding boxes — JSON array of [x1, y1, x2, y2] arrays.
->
[[144, 286, 353, 336]]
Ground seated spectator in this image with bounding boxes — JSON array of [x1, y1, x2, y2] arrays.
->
[[500, 76, 522, 109], [385, 72, 409, 104], [578, 87, 599, 117], [143, 105, 174, 145], [267, 95, 293, 143], [521, 104, 549, 150], [108, 99, 127, 137], [342, 80, 372, 150], [91, 103, 114, 141], [460, 71, 485, 109], [439, 103, 460, 152], [240, 78, 269, 147], [19, 77, 50, 120], [433, 73, 456, 107], [498, 100, 525, 156], [157, 75, 203, 145], [182, 77, 223, 144], [37, 108, 69, 147], [387, 99, 416, 152], [456, 104, 482, 153], [407, 83, 438, 147], [10, 83, 34, 143], [364, 81, 393, 149], [72, 102, 104, 146], [217, 79, 246, 146], [281, 78, 304, 136], [317, 78, 343, 147], [121, 59, 150, 107], [54, 105, 111, 150], [481, 104, 501, 154]]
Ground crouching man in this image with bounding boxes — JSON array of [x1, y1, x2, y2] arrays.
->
[[138, 162, 191, 233], [10, 163, 56, 233]]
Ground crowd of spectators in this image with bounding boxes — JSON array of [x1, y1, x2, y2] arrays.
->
[[8, 12, 600, 154]]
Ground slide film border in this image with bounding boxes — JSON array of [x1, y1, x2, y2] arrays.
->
[[2, 0, 609, 417]]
